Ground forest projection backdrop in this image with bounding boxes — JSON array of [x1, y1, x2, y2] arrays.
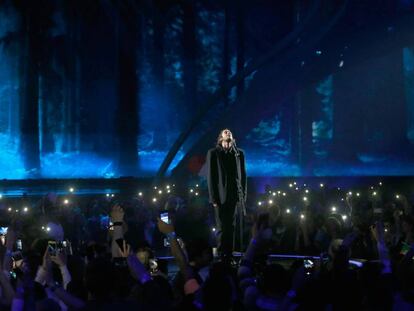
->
[[1, 0, 414, 179]]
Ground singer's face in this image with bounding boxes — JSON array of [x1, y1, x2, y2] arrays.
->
[[221, 129, 233, 142]]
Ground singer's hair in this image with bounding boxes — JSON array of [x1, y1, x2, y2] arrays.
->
[[216, 129, 236, 146]]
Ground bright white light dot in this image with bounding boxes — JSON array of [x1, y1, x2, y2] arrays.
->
[[15, 209, 18, 213], [0, 194, 2, 199], [195, 192, 199, 196], [373, 192, 377, 196], [339, 60, 344, 67], [166, 185, 170, 189], [41, 226, 45, 230], [158, 190, 162, 194], [303, 197, 308, 201], [106, 194, 110, 197], [331, 207, 337, 212], [8, 207, 12, 212], [69, 187, 74, 193], [64, 199, 69, 205], [272, 192, 276, 196], [289, 184, 293, 188], [268, 200, 273, 204], [300, 214, 305, 219], [295, 187, 299, 191], [356, 193, 360, 197], [152, 198, 157, 202], [167, 190, 171, 193], [305, 189, 309, 193], [348, 192, 352, 196], [138, 192, 143, 196], [379, 182, 382, 186], [282, 193, 286, 196], [196, 184, 199, 188], [111, 194, 115, 198], [212, 227, 216, 232], [320, 183, 324, 188], [23, 207, 28, 212], [342, 215, 347, 221], [190, 189, 194, 193], [293, 182, 297, 185], [396, 194, 400, 199], [46, 227, 51, 232], [258, 202, 262, 206], [286, 209, 291, 214]]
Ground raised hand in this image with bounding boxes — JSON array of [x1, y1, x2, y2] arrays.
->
[[42, 247, 52, 271], [117, 240, 131, 258], [251, 215, 272, 243], [111, 204, 124, 222], [51, 250, 67, 267], [157, 218, 175, 234]]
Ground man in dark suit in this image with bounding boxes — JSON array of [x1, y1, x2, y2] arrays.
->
[[206, 129, 247, 257]]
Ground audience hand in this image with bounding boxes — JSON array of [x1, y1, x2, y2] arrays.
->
[[51, 250, 67, 267], [117, 240, 131, 258], [111, 204, 124, 222], [157, 218, 175, 234]]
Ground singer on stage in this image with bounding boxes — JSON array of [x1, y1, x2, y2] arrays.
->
[[206, 129, 247, 257]]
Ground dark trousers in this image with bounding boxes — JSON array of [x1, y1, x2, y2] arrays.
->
[[214, 201, 237, 256]]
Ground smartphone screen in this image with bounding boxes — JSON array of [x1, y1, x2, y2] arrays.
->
[[304, 259, 314, 275], [48, 241, 57, 256], [304, 259, 314, 269], [16, 239, 22, 251], [160, 211, 169, 224], [163, 238, 170, 247], [9, 271, 17, 280]]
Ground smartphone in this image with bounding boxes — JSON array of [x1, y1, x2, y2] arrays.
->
[[9, 271, 17, 280], [0, 227, 8, 235], [48, 240, 57, 256], [163, 238, 170, 247], [160, 211, 170, 224], [63, 240, 73, 256], [115, 238, 125, 252], [304, 258, 314, 275], [54, 241, 66, 252], [401, 242, 410, 256], [16, 239, 22, 251], [149, 258, 158, 276]]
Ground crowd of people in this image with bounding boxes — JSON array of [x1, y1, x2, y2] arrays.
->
[[0, 181, 414, 310]]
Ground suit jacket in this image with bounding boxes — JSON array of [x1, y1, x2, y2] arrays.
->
[[206, 146, 247, 205]]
